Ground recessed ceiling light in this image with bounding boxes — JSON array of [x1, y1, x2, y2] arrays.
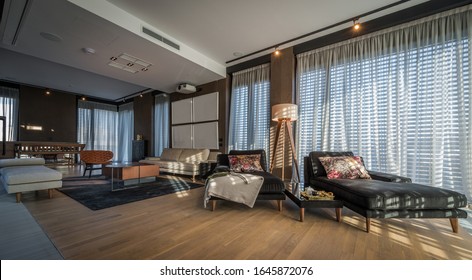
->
[[39, 32, 63, 42], [233, 52, 243, 57], [82, 47, 96, 54]]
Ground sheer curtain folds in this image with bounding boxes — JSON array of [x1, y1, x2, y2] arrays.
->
[[154, 94, 169, 156], [296, 6, 472, 200], [118, 102, 134, 162], [78, 100, 118, 158], [0, 86, 19, 141], [229, 63, 271, 155]]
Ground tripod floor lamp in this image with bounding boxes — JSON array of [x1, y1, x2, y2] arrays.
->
[[269, 103, 300, 182]]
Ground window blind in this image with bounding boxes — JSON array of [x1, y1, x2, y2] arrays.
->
[[229, 64, 271, 157], [296, 7, 472, 200]]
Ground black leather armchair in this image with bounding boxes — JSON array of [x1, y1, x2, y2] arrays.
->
[[209, 149, 286, 211]]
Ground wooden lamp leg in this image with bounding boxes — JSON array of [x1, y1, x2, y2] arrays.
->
[[270, 121, 283, 173]]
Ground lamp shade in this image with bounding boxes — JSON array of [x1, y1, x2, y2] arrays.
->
[[271, 103, 298, 121]]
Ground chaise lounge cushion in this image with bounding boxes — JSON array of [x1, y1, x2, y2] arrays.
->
[[314, 177, 468, 210]]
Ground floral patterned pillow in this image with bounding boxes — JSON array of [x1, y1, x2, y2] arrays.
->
[[228, 154, 264, 172], [318, 156, 371, 179]]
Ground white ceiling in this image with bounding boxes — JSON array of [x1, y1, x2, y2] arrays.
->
[[0, 0, 429, 101]]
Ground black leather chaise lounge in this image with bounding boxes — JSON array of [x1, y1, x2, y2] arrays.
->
[[210, 149, 286, 211], [304, 151, 468, 233]]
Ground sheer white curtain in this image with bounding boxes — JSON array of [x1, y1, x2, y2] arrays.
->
[[78, 100, 118, 157], [117, 102, 134, 162], [296, 5, 472, 200], [153, 94, 169, 156], [229, 63, 271, 155], [0, 86, 19, 141]]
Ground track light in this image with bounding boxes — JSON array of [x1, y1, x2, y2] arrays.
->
[[274, 46, 280, 56], [353, 18, 361, 31]]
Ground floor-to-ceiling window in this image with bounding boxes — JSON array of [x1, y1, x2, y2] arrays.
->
[[229, 63, 271, 156], [78, 100, 118, 158], [296, 6, 472, 200], [117, 102, 134, 162], [0, 86, 19, 141], [153, 93, 169, 156]]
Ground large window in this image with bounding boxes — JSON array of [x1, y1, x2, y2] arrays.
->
[[78, 100, 118, 157], [229, 64, 271, 155], [296, 7, 472, 200], [0, 86, 19, 141], [153, 94, 170, 156], [117, 102, 134, 162]]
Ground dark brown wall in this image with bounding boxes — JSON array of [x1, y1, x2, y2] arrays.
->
[[18, 85, 77, 142], [270, 47, 295, 180], [170, 78, 228, 153], [133, 93, 153, 156]]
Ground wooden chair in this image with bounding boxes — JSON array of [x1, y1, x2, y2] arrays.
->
[[80, 150, 113, 178]]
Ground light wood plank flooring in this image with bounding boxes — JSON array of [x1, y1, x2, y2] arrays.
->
[[15, 165, 472, 260], [0, 189, 63, 260]]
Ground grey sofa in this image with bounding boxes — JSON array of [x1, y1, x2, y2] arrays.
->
[[304, 151, 468, 233]]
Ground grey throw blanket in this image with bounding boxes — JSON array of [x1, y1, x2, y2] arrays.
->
[[204, 172, 264, 208]]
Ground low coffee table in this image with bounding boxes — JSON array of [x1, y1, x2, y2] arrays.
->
[[285, 183, 343, 222], [104, 162, 160, 191]]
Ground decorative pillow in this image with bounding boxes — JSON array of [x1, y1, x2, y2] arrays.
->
[[318, 156, 371, 179], [228, 154, 263, 172]]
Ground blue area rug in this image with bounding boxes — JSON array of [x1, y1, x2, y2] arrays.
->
[[59, 176, 203, 210]]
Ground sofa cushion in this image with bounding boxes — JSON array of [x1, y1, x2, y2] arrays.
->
[[160, 148, 182, 161], [178, 149, 210, 163], [1, 166, 62, 185], [229, 150, 268, 171], [313, 177, 468, 210], [319, 156, 371, 179], [140, 160, 199, 173], [228, 154, 263, 172], [0, 158, 45, 168], [309, 151, 354, 178]]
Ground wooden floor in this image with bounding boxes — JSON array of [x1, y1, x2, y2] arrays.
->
[[5, 164, 472, 259], [0, 190, 62, 260], [15, 165, 471, 260]]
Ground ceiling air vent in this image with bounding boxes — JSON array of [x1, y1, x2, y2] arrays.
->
[[142, 26, 180, 50]]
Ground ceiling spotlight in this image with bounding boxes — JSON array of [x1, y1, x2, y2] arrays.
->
[[81, 96, 86, 101], [353, 19, 361, 31], [139, 94, 143, 98], [45, 89, 51, 95], [274, 47, 280, 56]]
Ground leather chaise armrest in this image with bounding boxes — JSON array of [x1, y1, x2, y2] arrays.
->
[[367, 170, 412, 183]]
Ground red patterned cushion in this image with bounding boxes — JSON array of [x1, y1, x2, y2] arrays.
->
[[228, 154, 263, 172], [319, 156, 371, 179]]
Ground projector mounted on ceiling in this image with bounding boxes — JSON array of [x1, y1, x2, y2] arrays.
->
[[176, 83, 196, 94]]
